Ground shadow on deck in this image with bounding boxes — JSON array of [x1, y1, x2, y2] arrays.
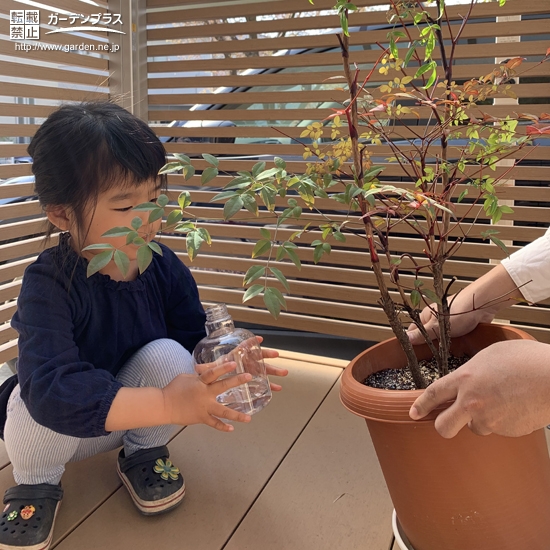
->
[[0, 349, 397, 550]]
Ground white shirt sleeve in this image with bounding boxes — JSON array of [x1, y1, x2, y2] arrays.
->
[[501, 227, 550, 304]]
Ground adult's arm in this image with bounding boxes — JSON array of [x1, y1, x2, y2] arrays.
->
[[407, 227, 550, 345]]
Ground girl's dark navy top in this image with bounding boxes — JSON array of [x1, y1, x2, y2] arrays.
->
[[0, 233, 206, 439]]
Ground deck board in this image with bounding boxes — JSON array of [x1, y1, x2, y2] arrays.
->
[[52, 356, 341, 550], [224, 378, 394, 550]]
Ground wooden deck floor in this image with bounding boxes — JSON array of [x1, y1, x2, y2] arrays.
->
[[0, 351, 397, 550]]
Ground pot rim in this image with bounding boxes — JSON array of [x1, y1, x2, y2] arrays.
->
[[339, 323, 535, 423]]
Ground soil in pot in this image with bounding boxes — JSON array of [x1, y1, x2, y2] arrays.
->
[[364, 355, 469, 390]]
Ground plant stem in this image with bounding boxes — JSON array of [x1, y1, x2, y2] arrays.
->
[[339, 18, 426, 389]]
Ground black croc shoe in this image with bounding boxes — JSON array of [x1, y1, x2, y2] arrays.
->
[[0, 483, 63, 550], [116, 445, 185, 516]]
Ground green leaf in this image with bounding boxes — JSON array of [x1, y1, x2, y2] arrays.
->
[[102, 227, 132, 237], [256, 168, 279, 181], [175, 221, 195, 233], [148, 241, 163, 256], [243, 284, 264, 303], [166, 210, 183, 227], [260, 187, 276, 210], [488, 235, 510, 257], [242, 194, 259, 216], [133, 202, 157, 211], [137, 245, 153, 274], [113, 250, 130, 278], [157, 194, 169, 208], [158, 162, 182, 175], [457, 189, 468, 203], [178, 191, 191, 209], [274, 157, 286, 169], [260, 228, 271, 239], [363, 166, 384, 182], [263, 287, 286, 319], [131, 217, 143, 231], [212, 190, 238, 202], [421, 288, 441, 305], [186, 230, 204, 261], [403, 44, 416, 67], [87, 249, 113, 277], [174, 153, 191, 165], [224, 196, 244, 220], [276, 246, 287, 262], [252, 239, 271, 259], [283, 244, 301, 269], [202, 153, 219, 167], [410, 289, 421, 308], [424, 66, 437, 89], [201, 166, 218, 185], [269, 267, 290, 292], [183, 164, 196, 180], [198, 227, 212, 245], [252, 162, 266, 177], [313, 244, 324, 264], [389, 36, 398, 61], [415, 62, 432, 78], [148, 208, 164, 223], [333, 231, 346, 242], [82, 243, 114, 251], [244, 265, 265, 285], [126, 231, 139, 245], [133, 236, 146, 246]]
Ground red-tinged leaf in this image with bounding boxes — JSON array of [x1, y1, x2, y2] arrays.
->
[[503, 57, 525, 70], [540, 113, 550, 120], [546, 47, 550, 57], [526, 125, 550, 135]]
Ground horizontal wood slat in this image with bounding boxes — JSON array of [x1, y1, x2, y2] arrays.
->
[[0, 104, 57, 120], [0, 164, 32, 179], [148, 40, 549, 73], [147, 19, 548, 58], [149, 83, 550, 106], [162, 140, 550, 163], [148, 62, 550, 90], [150, 104, 550, 123], [0, 40, 108, 71], [0, 339, 18, 365], [1, 0, 109, 19], [0, 61, 108, 87], [0, 83, 107, 102], [146, 0, 545, 25], [146, 0, 545, 40]]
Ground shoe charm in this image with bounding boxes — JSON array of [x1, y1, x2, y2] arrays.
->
[[153, 458, 180, 481], [21, 506, 35, 520]]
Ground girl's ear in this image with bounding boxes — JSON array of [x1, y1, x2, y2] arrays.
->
[[46, 206, 74, 231]]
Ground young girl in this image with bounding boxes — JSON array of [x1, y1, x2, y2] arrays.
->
[[0, 101, 287, 550]]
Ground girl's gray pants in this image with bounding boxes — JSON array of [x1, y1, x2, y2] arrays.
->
[[3, 339, 194, 485]]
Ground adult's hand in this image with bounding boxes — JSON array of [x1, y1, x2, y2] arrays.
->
[[409, 339, 550, 438], [407, 264, 523, 346]]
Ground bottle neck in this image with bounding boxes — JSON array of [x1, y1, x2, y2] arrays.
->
[[205, 317, 235, 336]]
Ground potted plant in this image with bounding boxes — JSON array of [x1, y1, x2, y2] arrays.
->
[[90, 1, 550, 548]]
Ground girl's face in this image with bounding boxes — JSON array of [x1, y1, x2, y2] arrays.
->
[[76, 178, 164, 279]]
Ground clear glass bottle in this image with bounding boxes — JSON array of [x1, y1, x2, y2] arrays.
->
[[193, 304, 272, 415]]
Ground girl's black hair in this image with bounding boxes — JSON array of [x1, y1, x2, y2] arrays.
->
[[28, 101, 168, 244]]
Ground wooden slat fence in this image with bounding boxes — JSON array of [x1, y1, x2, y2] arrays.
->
[[0, 0, 109, 362], [145, 0, 550, 343], [0, 0, 549, 365]]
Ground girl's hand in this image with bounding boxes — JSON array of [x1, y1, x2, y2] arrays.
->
[[162, 361, 253, 432], [195, 336, 289, 392]]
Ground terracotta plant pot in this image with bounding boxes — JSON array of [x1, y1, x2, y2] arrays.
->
[[340, 323, 550, 550]]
